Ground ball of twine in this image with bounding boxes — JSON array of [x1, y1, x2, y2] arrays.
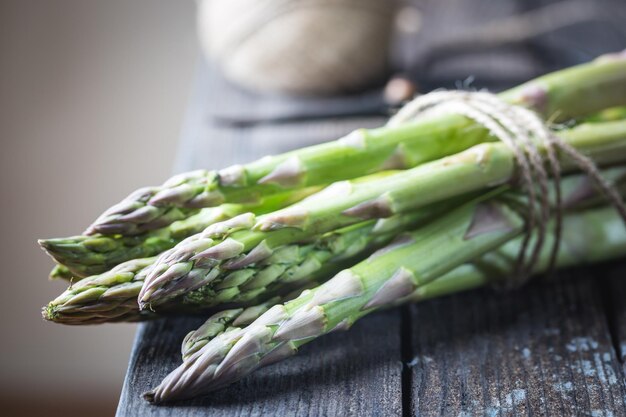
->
[[197, 0, 397, 95]]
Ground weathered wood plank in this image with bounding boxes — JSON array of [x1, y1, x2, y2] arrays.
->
[[606, 265, 626, 368], [116, 311, 402, 417], [407, 272, 626, 416]]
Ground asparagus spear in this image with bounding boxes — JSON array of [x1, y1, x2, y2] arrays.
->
[[138, 120, 626, 307], [86, 52, 626, 236], [42, 208, 439, 325], [39, 188, 320, 279], [144, 203, 626, 403]]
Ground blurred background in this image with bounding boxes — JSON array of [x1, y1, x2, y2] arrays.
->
[[1, 0, 625, 415], [0, 1, 196, 415]]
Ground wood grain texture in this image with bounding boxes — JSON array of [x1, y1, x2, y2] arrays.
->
[[116, 311, 402, 417], [407, 272, 626, 416]]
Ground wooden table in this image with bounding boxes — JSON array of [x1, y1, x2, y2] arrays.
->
[[116, 1, 626, 415]]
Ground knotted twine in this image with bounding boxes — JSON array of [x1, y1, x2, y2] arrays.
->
[[387, 90, 626, 288]]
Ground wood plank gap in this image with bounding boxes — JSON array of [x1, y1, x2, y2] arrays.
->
[[598, 270, 624, 365], [400, 305, 413, 417]]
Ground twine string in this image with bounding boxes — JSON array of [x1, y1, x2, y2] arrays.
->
[[388, 90, 626, 287]]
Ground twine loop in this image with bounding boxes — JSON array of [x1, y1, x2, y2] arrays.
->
[[388, 90, 626, 288]]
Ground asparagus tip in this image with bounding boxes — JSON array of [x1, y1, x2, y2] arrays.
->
[[143, 390, 157, 404], [38, 238, 59, 256], [42, 304, 57, 321]]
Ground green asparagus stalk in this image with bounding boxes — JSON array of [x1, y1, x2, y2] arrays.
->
[[138, 120, 626, 307], [398, 206, 626, 303], [39, 188, 321, 279], [144, 202, 626, 404], [86, 52, 626, 236], [42, 208, 440, 325], [585, 106, 626, 123]]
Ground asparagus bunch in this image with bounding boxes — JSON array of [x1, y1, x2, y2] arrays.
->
[[138, 120, 626, 308], [43, 117, 626, 324], [37, 52, 626, 406], [145, 202, 626, 403], [85, 53, 626, 236]]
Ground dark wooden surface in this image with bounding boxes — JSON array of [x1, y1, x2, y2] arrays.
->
[[408, 271, 626, 416], [117, 1, 626, 415]]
